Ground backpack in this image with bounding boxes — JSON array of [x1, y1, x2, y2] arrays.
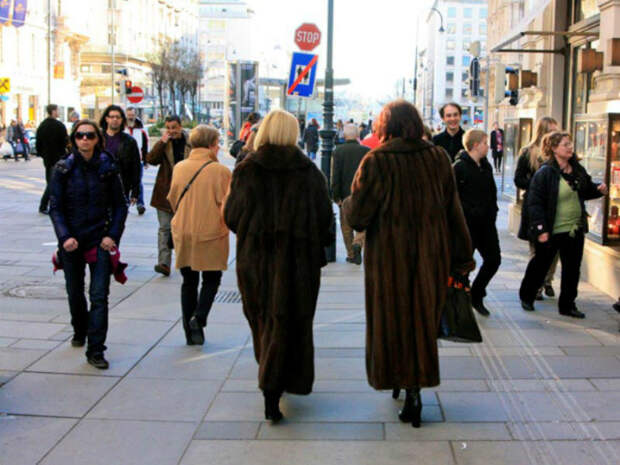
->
[[229, 139, 244, 158]]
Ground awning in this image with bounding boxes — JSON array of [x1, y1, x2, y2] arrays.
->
[[490, 0, 598, 54]]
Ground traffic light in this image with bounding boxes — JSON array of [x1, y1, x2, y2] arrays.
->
[[468, 57, 481, 98], [124, 80, 132, 95], [115, 81, 122, 95], [506, 67, 518, 106]]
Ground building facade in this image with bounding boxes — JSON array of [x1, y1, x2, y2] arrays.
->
[[489, 0, 620, 298], [424, 0, 488, 129]]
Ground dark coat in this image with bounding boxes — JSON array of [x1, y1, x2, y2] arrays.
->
[[526, 155, 602, 241], [303, 124, 319, 153], [107, 132, 141, 200], [343, 138, 475, 390], [490, 129, 505, 153], [432, 127, 465, 162], [453, 150, 498, 225], [35, 117, 68, 168], [331, 140, 370, 202], [224, 144, 334, 395], [514, 147, 535, 240], [146, 133, 191, 213], [49, 151, 128, 250]]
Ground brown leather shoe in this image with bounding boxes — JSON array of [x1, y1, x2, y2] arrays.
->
[[154, 264, 170, 276]]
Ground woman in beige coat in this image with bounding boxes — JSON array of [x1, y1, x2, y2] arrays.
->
[[167, 125, 232, 345]]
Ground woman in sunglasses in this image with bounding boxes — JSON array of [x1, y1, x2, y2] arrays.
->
[[49, 120, 128, 369]]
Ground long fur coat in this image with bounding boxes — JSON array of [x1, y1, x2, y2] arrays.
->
[[224, 144, 334, 394], [343, 137, 475, 389]]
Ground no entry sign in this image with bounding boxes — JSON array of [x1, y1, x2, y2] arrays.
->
[[127, 86, 144, 104], [295, 23, 321, 51]]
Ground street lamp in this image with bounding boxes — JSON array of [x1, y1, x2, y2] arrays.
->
[[414, 7, 445, 106]]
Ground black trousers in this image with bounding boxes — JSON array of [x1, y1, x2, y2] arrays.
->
[[180, 267, 222, 336], [519, 231, 584, 312], [39, 165, 53, 211], [492, 151, 503, 171], [468, 220, 501, 302]]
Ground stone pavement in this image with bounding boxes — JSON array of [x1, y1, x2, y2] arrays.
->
[[0, 155, 619, 465]]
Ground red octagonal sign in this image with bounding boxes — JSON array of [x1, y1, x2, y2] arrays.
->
[[295, 23, 321, 51]]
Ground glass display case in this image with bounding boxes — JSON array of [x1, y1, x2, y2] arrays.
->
[[574, 113, 620, 245], [501, 117, 533, 202]]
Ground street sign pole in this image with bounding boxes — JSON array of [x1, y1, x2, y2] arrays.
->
[[320, 0, 336, 262]]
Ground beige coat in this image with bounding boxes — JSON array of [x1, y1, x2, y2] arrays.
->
[[167, 148, 231, 271]]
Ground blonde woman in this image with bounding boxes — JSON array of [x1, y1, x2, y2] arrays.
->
[[167, 125, 231, 345], [224, 109, 333, 422], [514, 117, 559, 299], [519, 132, 607, 317]]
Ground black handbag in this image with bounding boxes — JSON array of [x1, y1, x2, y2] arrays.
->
[[168, 160, 213, 250], [437, 274, 483, 343]]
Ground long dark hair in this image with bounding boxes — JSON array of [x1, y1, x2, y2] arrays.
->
[[70, 120, 105, 153], [99, 105, 127, 131]]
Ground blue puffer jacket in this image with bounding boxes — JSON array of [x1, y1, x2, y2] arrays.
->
[[49, 150, 128, 249]]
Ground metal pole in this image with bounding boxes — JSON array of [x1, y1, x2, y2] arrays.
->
[[110, 1, 115, 105], [483, 57, 490, 133], [413, 15, 419, 106], [47, 0, 51, 105], [320, 0, 336, 262]]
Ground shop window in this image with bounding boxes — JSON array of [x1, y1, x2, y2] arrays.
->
[[446, 56, 455, 66], [447, 7, 457, 18], [463, 23, 472, 35]]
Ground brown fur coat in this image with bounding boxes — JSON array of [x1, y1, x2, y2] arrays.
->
[[224, 144, 334, 394], [343, 137, 475, 389]]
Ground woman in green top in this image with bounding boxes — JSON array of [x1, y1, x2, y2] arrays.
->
[[519, 131, 608, 318]]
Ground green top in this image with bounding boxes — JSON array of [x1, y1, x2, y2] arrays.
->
[[553, 176, 582, 236]]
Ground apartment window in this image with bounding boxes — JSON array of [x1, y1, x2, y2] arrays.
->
[[480, 8, 488, 19], [447, 7, 457, 18], [464, 8, 472, 18], [446, 88, 454, 98], [462, 72, 468, 82], [447, 23, 456, 34], [446, 56, 455, 66], [446, 72, 454, 82], [447, 40, 456, 50], [463, 23, 472, 35], [463, 40, 471, 52], [480, 23, 487, 35], [463, 55, 471, 66], [461, 88, 468, 98], [573, 0, 598, 23]]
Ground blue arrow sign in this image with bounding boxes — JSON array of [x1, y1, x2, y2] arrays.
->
[[287, 52, 318, 98]]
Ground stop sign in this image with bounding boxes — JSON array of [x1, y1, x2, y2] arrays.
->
[[294, 23, 321, 51], [127, 86, 144, 103]]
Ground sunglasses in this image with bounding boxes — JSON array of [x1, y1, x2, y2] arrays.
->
[[75, 131, 97, 140]]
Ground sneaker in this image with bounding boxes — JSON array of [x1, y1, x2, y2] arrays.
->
[[472, 299, 490, 317], [352, 243, 362, 265], [154, 264, 170, 276], [137, 205, 146, 215], [87, 353, 109, 370], [535, 288, 544, 301], [71, 335, 85, 347], [521, 300, 535, 312], [544, 284, 555, 297], [188, 316, 205, 345]]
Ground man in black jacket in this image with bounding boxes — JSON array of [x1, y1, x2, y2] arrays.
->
[[36, 104, 68, 214], [331, 123, 369, 264], [453, 129, 501, 316], [99, 105, 141, 205], [432, 103, 465, 162]]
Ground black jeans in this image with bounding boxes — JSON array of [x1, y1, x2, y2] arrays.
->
[[180, 267, 222, 336], [61, 247, 111, 355], [492, 151, 503, 171], [39, 165, 53, 211], [519, 231, 585, 312], [468, 220, 502, 302]]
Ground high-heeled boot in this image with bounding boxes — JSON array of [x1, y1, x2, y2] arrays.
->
[[263, 390, 283, 423], [398, 388, 422, 428]]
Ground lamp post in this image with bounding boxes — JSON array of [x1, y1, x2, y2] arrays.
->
[[320, 0, 336, 262], [421, 6, 445, 126]]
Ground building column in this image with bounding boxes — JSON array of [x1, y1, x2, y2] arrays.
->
[[590, 0, 620, 107]]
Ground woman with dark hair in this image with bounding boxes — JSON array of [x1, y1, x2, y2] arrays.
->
[[239, 112, 261, 142], [49, 120, 128, 369], [224, 109, 333, 423], [303, 118, 320, 160], [343, 99, 474, 427], [519, 131, 607, 317]]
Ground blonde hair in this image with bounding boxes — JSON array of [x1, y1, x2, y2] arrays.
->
[[542, 131, 571, 161], [527, 117, 558, 170], [253, 110, 299, 149], [463, 129, 487, 151], [189, 125, 219, 149]]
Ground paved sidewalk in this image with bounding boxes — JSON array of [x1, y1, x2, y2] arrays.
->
[[0, 156, 619, 465]]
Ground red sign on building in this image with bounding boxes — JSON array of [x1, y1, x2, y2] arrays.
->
[[294, 23, 321, 51]]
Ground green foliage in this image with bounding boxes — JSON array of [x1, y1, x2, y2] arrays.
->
[[148, 125, 161, 136]]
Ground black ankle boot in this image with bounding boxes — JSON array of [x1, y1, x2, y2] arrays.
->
[[263, 391, 283, 423], [392, 388, 401, 399], [398, 388, 422, 428]]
